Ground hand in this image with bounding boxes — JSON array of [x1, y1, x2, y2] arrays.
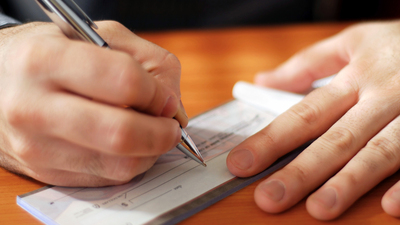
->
[[0, 21, 187, 187], [227, 21, 400, 219]]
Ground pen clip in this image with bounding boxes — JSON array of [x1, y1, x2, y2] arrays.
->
[[63, 0, 98, 29]]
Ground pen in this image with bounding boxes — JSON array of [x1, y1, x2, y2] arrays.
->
[[35, 0, 206, 167]]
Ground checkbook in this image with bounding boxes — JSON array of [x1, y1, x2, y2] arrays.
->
[[18, 81, 311, 225]]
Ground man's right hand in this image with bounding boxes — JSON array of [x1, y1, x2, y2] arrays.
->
[[0, 21, 186, 187]]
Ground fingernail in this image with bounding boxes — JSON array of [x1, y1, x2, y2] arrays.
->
[[175, 101, 188, 121], [179, 100, 188, 119], [311, 187, 337, 209], [230, 149, 254, 170], [174, 100, 189, 127], [175, 123, 182, 143], [260, 180, 286, 202]]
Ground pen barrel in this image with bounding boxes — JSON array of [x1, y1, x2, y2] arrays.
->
[[36, 0, 108, 47], [177, 128, 206, 166]]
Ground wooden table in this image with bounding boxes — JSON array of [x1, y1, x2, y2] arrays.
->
[[1, 22, 400, 225]]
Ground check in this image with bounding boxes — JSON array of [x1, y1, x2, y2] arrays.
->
[[17, 82, 307, 225]]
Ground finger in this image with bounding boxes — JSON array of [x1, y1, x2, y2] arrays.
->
[[252, 93, 400, 214], [2, 138, 127, 187], [6, 92, 181, 157], [16, 30, 178, 118], [26, 167, 128, 187], [13, 135, 158, 182], [383, 180, 400, 217], [96, 21, 181, 84], [254, 33, 349, 93], [175, 100, 189, 127], [227, 71, 357, 178], [96, 21, 187, 124], [307, 115, 400, 220]]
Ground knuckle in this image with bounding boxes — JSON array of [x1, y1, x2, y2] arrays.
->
[[368, 137, 398, 161], [253, 128, 277, 149], [115, 61, 147, 103], [12, 139, 37, 163], [3, 101, 24, 127], [153, 52, 182, 79], [4, 101, 45, 129], [162, 52, 181, 70], [4, 102, 29, 128], [15, 37, 53, 77], [320, 127, 356, 154], [145, 50, 181, 79], [285, 163, 310, 184], [321, 83, 357, 103], [107, 121, 132, 155], [288, 102, 320, 127], [337, 172, 359, 187], [364, 137, 399, 173], [344, 65, 372, 93]]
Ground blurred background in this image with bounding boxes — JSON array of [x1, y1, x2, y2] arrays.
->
[[1, 0, 400, 31]]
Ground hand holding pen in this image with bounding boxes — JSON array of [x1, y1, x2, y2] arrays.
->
[[36, 0, 205, 167], [0, 1, 201, 187]]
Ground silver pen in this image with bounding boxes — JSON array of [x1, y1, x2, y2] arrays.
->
[[35, 0, 206, 167]]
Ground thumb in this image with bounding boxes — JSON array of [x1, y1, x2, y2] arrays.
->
[[255, 34, 349, 93]]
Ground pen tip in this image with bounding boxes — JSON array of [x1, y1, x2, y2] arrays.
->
[[202, 162, 207, 167]]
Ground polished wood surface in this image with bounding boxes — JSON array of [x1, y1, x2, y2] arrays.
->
[[2, 22, 400, 225]]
